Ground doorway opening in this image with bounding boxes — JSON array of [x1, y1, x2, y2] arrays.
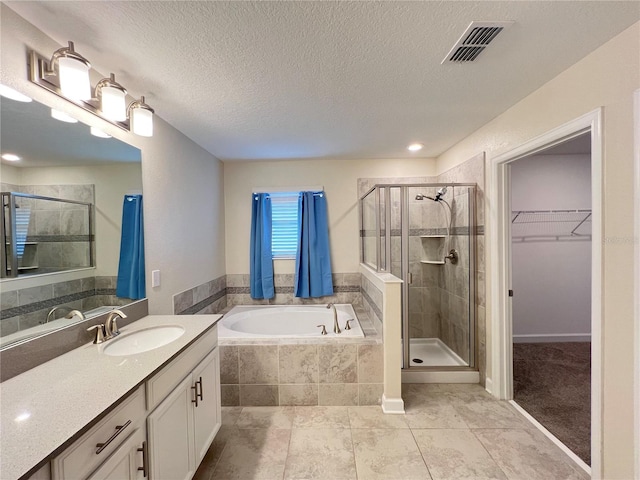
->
[[509, 133, 592, 466], [489, 109, 602, 477]]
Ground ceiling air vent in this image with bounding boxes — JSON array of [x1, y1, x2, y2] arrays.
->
[[442, 21, 513, 64]]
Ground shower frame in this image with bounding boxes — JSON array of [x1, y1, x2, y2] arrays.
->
[[1, 192, 94, 278], [360, 183, 478, 371]]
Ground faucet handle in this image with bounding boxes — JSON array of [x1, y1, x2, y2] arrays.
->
[[87, 324, 106, 344], [316, 324, 328, 335], [111, 317, 120, 336], [344, 319, 352, 330]]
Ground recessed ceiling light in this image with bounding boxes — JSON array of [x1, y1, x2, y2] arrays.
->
[[0, 84, 32, 102], [51, 108, 78, 123], [407, 143, 424, 152], [90, 126, 112, 138], [2, 153, 21, 162]]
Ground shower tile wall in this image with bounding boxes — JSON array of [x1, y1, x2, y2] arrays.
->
[[2, 184, 94, 273], [438, 153, 486, 382]]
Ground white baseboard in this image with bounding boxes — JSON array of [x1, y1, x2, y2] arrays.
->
[[485, 377, 493, 395], [381, 394, 405, 414], [401, 370, 480, 384], [512, 333, 591, 343], [510, 400, 591, 476]]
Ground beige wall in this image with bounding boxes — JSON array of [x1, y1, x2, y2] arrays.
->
[[224, 158, 436, 275], [1, 5, 226, 314], [436, 21, 640, 479], [16, 164, 143, 277]]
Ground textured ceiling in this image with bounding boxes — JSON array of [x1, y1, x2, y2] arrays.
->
[[5, 1, 640, 162]]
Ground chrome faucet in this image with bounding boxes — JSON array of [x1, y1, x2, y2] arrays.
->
[[326, 303, 341, 334], [46, 306, 85, 323], [104, 309, 127, 339]]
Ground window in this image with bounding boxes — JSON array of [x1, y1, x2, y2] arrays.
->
[[270, 192, 299, 259]]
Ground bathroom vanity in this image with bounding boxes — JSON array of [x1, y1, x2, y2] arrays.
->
[[0, 315, 222, 480]]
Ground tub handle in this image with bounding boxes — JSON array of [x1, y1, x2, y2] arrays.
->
[[317, 324, 328, 335], [344, 319, 352, 331]]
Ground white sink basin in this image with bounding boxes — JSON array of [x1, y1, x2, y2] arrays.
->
[[102, 325, 185, 356]]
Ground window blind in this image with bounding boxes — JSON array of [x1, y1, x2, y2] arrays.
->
[[270, 192, 299, 259]]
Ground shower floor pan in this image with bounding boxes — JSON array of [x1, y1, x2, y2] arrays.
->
[[409, 338, 466, 367]]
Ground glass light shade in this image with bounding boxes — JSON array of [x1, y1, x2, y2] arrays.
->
[[51, 108, 78, 123], [58, 56, 91, 101], [90, 126, 112, 138], [100, 86, 127, 121], [0, 84, 32, 102], [132, 107, 153, 137]]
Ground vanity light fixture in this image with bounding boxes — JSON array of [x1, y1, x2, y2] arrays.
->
[[1, 153, 21, 162], [96, 73, 127, 121], [90, 126, 112, 138], [129, 96, 154, 137], [407, 143, 424, 152], [29, 41, 155, 137], [0, 84, 32, 102], [48, 41, 92, 101], [51, 108, 78, 123]]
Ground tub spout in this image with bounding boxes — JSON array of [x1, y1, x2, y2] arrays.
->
[[326, 303, 341, 334]]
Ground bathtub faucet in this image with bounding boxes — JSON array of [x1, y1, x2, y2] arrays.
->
[[326, 303, 341, 334]]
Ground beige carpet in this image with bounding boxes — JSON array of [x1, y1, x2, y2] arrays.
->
[[513, 342, 591, 465]]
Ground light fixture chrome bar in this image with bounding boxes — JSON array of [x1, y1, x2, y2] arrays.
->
[[29, 50, 130, 132], [28, 46, 154, 136]]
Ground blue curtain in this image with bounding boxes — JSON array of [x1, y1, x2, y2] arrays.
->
[[250, 193, 275, 299], [116, 194, 146, 299], [294, 191, 333, 298]]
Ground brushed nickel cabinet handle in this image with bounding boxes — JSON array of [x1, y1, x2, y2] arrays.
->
[[191, 384, 199, 407], [197, 376, 203, 401], [95, 420, 132, 454], [137, 441, 148, 477]]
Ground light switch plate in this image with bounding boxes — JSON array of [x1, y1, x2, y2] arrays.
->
[[152, 270, 160, 287]]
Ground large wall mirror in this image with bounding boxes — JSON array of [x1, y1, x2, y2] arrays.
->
[[0, 94, 144, 349]]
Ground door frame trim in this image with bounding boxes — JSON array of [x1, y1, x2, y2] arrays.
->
[[487, 108, 603, 477]]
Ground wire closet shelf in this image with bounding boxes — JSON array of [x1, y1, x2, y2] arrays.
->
[[511, 209, 592, 242]]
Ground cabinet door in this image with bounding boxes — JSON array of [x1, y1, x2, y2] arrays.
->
[[87, 428, 147, 480], [192, 348, 222, 464], [147, 375, 196, 480]]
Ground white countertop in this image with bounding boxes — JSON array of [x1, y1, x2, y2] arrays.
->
[[0, 314, 222, 480]]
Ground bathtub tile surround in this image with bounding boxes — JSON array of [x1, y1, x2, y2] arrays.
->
[[0, 276, 130, 336], [173, 274, 227, 315], [279, 345, 318, 383], [239, 345, 279, 384], [226, 273, 362, 306], [220, 340, 383, 407], [360, 274, 383, 332]]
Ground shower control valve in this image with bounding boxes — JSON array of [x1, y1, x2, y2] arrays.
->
[[445, 249, 459, 264]]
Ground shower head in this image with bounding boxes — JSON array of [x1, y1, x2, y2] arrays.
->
[[434, 186, 448, 202]]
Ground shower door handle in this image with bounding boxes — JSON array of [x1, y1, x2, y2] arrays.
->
[[407, 272, 413, 285]]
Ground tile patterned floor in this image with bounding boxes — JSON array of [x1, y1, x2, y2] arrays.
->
[[194, 384, 589, 480]]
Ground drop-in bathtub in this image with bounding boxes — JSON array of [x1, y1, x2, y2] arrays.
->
[[219, 304, 364, 339]]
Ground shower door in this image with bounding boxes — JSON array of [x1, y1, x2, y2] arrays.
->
[[404, 185, 476, 369]]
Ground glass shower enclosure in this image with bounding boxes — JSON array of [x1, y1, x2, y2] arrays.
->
[[1, 192, 93, 278], [361, 184, 477, 370]]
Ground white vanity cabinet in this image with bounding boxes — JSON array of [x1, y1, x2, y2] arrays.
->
[[52, 386, 146, 480], [146, 327, 221, 480], [87, 428, 147, 480]]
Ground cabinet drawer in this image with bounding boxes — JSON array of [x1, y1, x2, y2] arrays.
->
[[146, 325, 217, 411], [52, 386, 146, 480]]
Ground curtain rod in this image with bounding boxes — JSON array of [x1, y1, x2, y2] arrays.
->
[[252, 185, 323, 193]]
